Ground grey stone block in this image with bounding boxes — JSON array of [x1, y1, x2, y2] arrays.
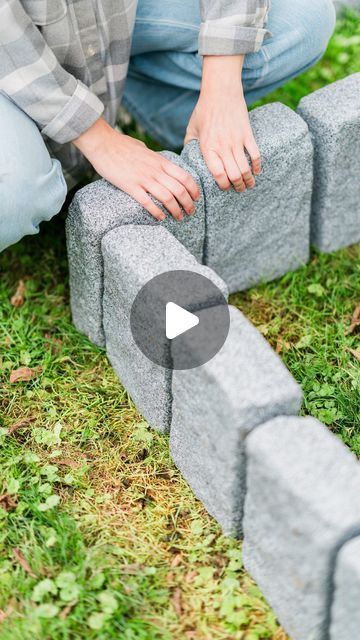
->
[[297, 74, 360, 253], [330, 536, 360, 640], [102, 224, 227, 432], [243, 415, 360, 640], [66, 151, 204, 347], [181, 103, 313, 294], [169, 306, 302, 535]]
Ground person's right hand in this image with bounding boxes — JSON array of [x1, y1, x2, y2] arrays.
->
[[73, 117, 200, 222]]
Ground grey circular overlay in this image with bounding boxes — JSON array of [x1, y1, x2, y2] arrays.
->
[[130, 270, 230, 370]]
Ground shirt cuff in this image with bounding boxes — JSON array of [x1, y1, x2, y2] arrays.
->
[[199, 23, 271, 55], [41, 80, 104, 144]]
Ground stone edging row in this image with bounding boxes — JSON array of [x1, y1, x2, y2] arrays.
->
[[66, 74, 360, 639]]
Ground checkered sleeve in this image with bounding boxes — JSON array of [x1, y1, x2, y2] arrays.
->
[[0, 0, 104, 144], [199, 0, 271, 55]]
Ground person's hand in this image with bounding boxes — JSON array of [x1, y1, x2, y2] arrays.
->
[[73, 118, 200, 221], [184, 55, 261, 192]]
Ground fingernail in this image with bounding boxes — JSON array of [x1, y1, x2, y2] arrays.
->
[[189, 206, 195, 215], [177, 215, 183, 222], [159, 214, 166, 221]]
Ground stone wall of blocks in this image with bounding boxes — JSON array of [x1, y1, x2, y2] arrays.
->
[[66, 74, 360, 640]]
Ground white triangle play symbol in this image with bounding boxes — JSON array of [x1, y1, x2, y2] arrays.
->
[[166, 302, 199, 340]]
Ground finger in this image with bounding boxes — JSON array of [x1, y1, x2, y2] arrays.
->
[[245, 137, 262, 175], [162, 160, 200, 201], [202, 148, 231, 190], [131, 187, 166, 221], [145, 180, 183, 221], [234, 148, 255, 189], [158, 174, 196, 215], [221, 151, 246, 192]]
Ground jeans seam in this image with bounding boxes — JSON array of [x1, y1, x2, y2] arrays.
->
[[246, 47, 270, 90]]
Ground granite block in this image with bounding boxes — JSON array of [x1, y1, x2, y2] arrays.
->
[[330, 536, 360, 640], [297, 74, 360, 252], [243, 415, 360, 640], [66, 151, 204, 347], [102, 224, 227, 432], [169, 306, 302, 535], [181, 103, 313, 294]]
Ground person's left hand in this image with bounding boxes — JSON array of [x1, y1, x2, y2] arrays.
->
[[184, 55, 261, 192]]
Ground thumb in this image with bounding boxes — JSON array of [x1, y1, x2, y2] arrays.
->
[[184, 132, 199, 145], [184, 114, 199, 146]]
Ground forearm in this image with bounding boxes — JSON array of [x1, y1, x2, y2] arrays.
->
[[72, 117, 113, 157]]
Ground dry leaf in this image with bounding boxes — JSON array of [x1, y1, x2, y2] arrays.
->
[[9, 366, 41, 383], [0, 494, 17, 511], [185, 570, 198, 584], [10, 280, 25, 307], [0, 611, 7, 625], [166, 571, 175, 584], [348, 348, 360, 363], [57, 458, 81, 469], [348, 305, 360, 335], [276, 338, 290, 354], [170, 554, 182, 568], [8, 416, 36, 435], [273, 629, 290, 640], [12, 548, 36, 578], [0, 599, 15, 625], [171, 587, 183, 617], [120, 563, 144, 574], [59, 603, 76, 619]]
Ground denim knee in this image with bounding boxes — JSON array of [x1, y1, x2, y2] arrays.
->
[[0, 94, 67, 252], [0, 160, 67, 252], [0, 160, 67, 251], [298, 0, 336, 61]]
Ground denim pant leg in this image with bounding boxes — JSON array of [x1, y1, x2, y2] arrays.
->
[[123, 0, 336, 148], [0, 94, 67, 252]]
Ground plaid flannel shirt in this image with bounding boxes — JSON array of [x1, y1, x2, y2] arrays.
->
[[0, 0, 271, 187]]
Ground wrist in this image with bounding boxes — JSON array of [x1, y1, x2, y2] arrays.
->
[[201, 55, 244, 95], [72, 117, 114, 158]]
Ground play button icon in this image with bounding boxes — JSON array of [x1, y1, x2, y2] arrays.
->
[[166, 302, 199, 339], [130, 270, 230, 370]]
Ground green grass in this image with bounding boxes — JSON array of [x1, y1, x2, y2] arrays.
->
[[232, 246, 360, 453], [0, 10, 359, 639]]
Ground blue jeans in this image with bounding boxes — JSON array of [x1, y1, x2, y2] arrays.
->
[[0, 0, 335, 252], [123, 0, 336, 147]]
